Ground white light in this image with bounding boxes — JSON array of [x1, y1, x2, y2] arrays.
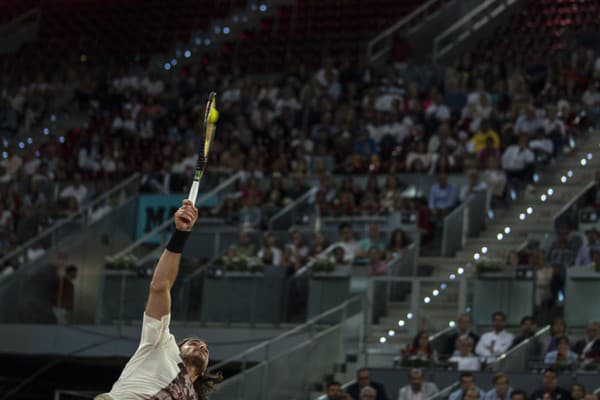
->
[[450, 274, 456, 280], [164, 63, 171, 70], [27, 137, 32, 144], [433, 290, 439, 296], [547, 188, 554, 196], [466, 307, 472, 312], [18, 142, 24, 149], [43, 128, 49, 135], [223, 26, 230, 34], [398, 320, 405, 327], [504, 226, 511, 234], [527, 207, 533, 215], [58, 136, 65, 143], [519, 213, 526, 220], [184, 50, 191, 58], [587, 153, 593, 160], [388, 330, 395, 336], [510, 189, 517, 200], [533, 173, 539, 183], [50, 114, 56, 121], [170, 59, 177, 66], [440, 283, 447, 289], [561, 176, 568, 183], [458, 267, 464, 275], [497, 233, 504, 240], [406, 313, 413, 319], [1, 151, 7, 159], [424, 297, 431, 304], [259, 4, 267, 11], [567, 170, 573, 177], [541, 194, 547, 202], [204, 38, 211, 45], [379, 336, 387, 344], [580, 159, 587, 166], [474, 253, 480, 260], [488, 210, 494, 219], [449, 321, 456, 328], [214, 26, 221, 34], [481, 246, 488, 254]]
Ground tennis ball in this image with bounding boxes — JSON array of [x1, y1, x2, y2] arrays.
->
[[208, 108, 219, 124]]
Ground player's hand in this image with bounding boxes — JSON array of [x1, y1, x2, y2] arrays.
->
[[175, 200, 198, 232]]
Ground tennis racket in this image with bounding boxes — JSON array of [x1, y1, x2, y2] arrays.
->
[[188, 91, 218, 205]]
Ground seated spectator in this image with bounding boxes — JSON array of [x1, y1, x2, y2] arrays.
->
[[405, 142, 432, 173], [239, 196, 262, 228], [582, 394, 596, 400], [501, 135, 534, 182], [477, 137, 501, 169], [459, 169, 488, 202], [510, 390, 527, 400], [574, 229, 600, 266], [570, 384, 585, 400], [514, 105, 543, 136], [529, 128, 554, 163], [546, 224, 578, 271], [386, 229, 409, 261], [511, 316, 542, 357], [402, 331, 437, 363], [464, 388, 483, 400], [448, 372, 485, 400], [59, 173, 88, 208], [309, 232, 329, 256], [483, 156, 507, 203], [544, 318, 569, 353], [361, 387, 377, 400], [346, 368, 389, 400], [380, 175, 404, 212], [572, 321, 600, 364], [428, 122, 457, 154], [428, 173, 457, 215], [257, 234, 282, 266], [446, 313, 480, 357], [398, 368, 438, 400], [471, 119, 500, 154], [285, 230, 308, 266], [357, 223, 386, 259], [543, 106, 565, 157], [529, 369, 571, 400], [475, 311, 514, 362], [367, 247, 387, 276], [333, 223, 358, 263], [449, 336, 481, 371], [324, 381, 344, 400], [506, 250, 520, 267], [484, 373, 513, 400], [532, 251, 554, 309], [332, 246, 346, 266]]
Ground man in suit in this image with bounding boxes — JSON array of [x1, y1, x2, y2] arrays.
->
[[346, 368, 389, 400], [572, 321, 600, 363], [446, 313, 480, 357], [529, 369, 571, 400], [398, 368, 439, 400]]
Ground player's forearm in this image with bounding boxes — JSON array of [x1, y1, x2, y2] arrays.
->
[[150, 249, 182, 291]]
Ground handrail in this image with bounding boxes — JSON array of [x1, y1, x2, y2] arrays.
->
[[207, 295, 362, 373], [427, 382, 460, 400], [0, 173, 140, 264], [367, 0, 450, 63], [553, 180, 595, 221], [113, 171, 243, 258], [493, 324, 550, 363], [268, 187, 317, 230], [441, 201, 466, 256]]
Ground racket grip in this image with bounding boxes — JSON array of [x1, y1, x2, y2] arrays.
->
[[188, 180, 200, 205]]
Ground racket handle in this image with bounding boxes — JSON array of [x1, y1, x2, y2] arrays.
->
[[188, 157, 208, 205], [188, 180, 200, 205]]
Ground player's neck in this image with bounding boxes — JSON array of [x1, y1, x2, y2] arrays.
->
[[184, 362, 201, 383]]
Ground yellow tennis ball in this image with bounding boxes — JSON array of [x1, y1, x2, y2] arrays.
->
[[208, 108, 219, 124]]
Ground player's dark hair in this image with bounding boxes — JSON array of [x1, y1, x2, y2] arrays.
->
[[491, 311, 506, 320], [178, 338, 223, 400]]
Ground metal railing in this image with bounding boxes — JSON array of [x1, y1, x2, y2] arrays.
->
[[441, 203, 467, 257], [0, 173, 140, 265], [208, 296, 364, 400], [491, 324, 550, 372], [367, 0, 451, 63], [433, 0, 518, 61], [268, 187, 317, 230]]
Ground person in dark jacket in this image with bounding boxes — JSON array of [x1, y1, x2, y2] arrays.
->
[[529, 369, 571, 400], [572, 321, 600, 363], [446, 314, 480, 357], [346, 368, 389, 400]]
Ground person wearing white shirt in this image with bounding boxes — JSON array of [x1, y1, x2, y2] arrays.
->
[[501, 135, 534, 180], [332, 223, 358, 264], [59, 173, 88, 207], [257, 234, 282, 267], [459, 170, 488, 202], [449, 336, 481, 371], [514, 106, 544, 135], [475, 311, 514, 362], [398, 368, 438, 400]]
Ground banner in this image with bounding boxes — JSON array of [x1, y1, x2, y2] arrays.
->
[[136, 194, 217, 242]]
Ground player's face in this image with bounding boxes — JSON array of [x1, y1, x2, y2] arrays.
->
[[181, 339, 210, 372]]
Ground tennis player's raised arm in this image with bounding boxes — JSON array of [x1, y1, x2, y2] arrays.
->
[[145, 199, 198, 320]]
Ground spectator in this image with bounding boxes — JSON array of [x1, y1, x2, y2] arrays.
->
[[239, 196, 262, 228], [546, 225, 578, 269], [257, 234, 282, 266], [232, 230, 256, 258], [357, 223, 386, 259], [324, 381, 344, 400], [406, 142, 432, 173], [332, 246, 346, 266], [346, 368, 389, 400], [572, 321, 600, 363], [570, 384, 585, 400], [367, 247, 387, 276], [477, 137, 501, 169], [446, 313, 480, 357], [514, 105, 544, 135], [428, 123, 457, 154], [361, 387, 378, 400], [532, 251, 554, 309], [475, 311, 514, 362], [471, 120, 500, 154], [544, 318, 569, 353], [529, 128, 554, 163], [511, 316, 542, 357], [459, 169, 488, 202], [333, 223, 358, 263], [501, 135, 534, 182], [386, 229, 409, 261], [582, 394, 595, 400], [484, 373, 513, 400], [574, 229, 600, 266], [543, 106, 565, 157], [511, 390, 527, 400], [529, 369, 571, 400], [544, 336, 578, 367], [449, 336, 481, 371], [285, 230, 308, 266], [464, 388, 483, 400], [52, 264, 78, 324], [403, 331, 437, 363], [59, 173, 88, 208], [448, 372, 485, 400], [397, 368, 438, 400], [428, 173, 457, 213], [483, 156, 507, 204]]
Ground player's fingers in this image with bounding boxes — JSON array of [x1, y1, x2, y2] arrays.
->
[[181, 209, 195, 222], [182, 199, 193, 208]]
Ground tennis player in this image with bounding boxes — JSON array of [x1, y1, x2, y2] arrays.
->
[[96, 199, 221, 400]]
